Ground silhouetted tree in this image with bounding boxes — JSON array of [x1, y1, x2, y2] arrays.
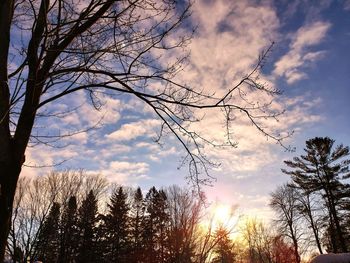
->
[[129, 187, 145, 263], [6, 170, 107, 261], [282, 137, 350, 252], [293, 187, 324, 254], [59, 196, 78, 263], [166, 185, 203, 263], [143, 187, 170, 263], [77, 190, 99, 263], [270, 185, 302, 263], [104, 186, 131, 263], [35, 202, 61, 263], [241, 218, 273, 263], [211, 227, 236, 263]]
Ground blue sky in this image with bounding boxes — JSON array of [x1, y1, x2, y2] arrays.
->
[[23, 0, 350, 220]]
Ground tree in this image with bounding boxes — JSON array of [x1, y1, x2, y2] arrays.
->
[[269, 185, 302, 263], [129, 187, 145, 263], [0, 0, 286, 258], [211, 227, 236, 263], [270, 235, 297, 263], [59, 196, 79, 263], [35, 202, 61, 263], [143, 187, 170, 263], [8, 176, 59, 261], [5, 170, 107, 261], [282, 137, 350, 252], [240, 218, 273, 263], [77, 190, 99, 263], [293, 187, 324, 254], [103, 186, 131, 263], [166, 185, 203, 263]]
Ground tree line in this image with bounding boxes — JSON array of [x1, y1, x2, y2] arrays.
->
[[7, 170, 216, 263], [270, 137, 350, 262], [7, 170, 298, 263]]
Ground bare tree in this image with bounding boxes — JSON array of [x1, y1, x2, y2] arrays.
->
[[240, 218, 273, 263], [7, 176, 56, 261], [0, 0, 287, 259], [270, 184, 303, 263], [166, 185, 203, 262], [294, 187, 324, 255], [6, 170, 107, 261]]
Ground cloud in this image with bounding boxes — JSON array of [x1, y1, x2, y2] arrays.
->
[[110, 161, 149, 174], [106, 161, 150, 183], [106, 119, 160, 141], [291, 21, 331, 50], [273, 21, 331, 84]]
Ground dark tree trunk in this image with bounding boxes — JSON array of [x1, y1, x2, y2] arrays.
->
[[303, 194, 323, 254], [325, 187, 347, 252], [288, 225, 300, 263], [310, 218, 323, 254], [329, 196, 347, 252], [0, 161, 22, 262], [0, 0, 15, 261]]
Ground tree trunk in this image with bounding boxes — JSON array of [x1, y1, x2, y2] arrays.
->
[[0, 161, 22, 262], [288, 225, 300, 263], [330, 197, 347, 252], [326, 188, 347, 252], [0, 0, 15, 259], [310, 219, 323, 254]]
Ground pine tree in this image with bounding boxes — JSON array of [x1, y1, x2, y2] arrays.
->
[[282, 137, 350, 252], [35, 202, 61, 263], [143, 187, 170, 263], [104, 186, 131, 263], [59, 196, 78, 263], [211, 227, 236, 263], [77, 190, 99, 263], [142, 187, 158, 263], [130, 187, 145, 263]]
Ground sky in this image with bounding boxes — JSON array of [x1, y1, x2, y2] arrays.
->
[[22, 0, 350, 220]]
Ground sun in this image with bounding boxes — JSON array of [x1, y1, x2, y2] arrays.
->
[[213, 204, 232, 224], [210, 203, 239, 231]]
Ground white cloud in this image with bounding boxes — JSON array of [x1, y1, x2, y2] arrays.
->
[[106, 119, 160, 141], [110, 161, 149, 174], [274, 21, 331, 84], [291, 21, 331, 50], [106, 161, 150, 183]]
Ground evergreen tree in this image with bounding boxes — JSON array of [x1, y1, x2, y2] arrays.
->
[[143, 187, 170, 263], [130, 187, 145, 263], [104, 186, 131, 263], [35, 202, 61, 263], [282, 137, 350, 252], [77, 190, 99, 263], [211, 227, 236, 263], [59, 196, 78, 263]]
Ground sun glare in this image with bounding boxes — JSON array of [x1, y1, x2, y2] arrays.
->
[[213, 204, 232, 224], [209, 203, 239, 232]]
